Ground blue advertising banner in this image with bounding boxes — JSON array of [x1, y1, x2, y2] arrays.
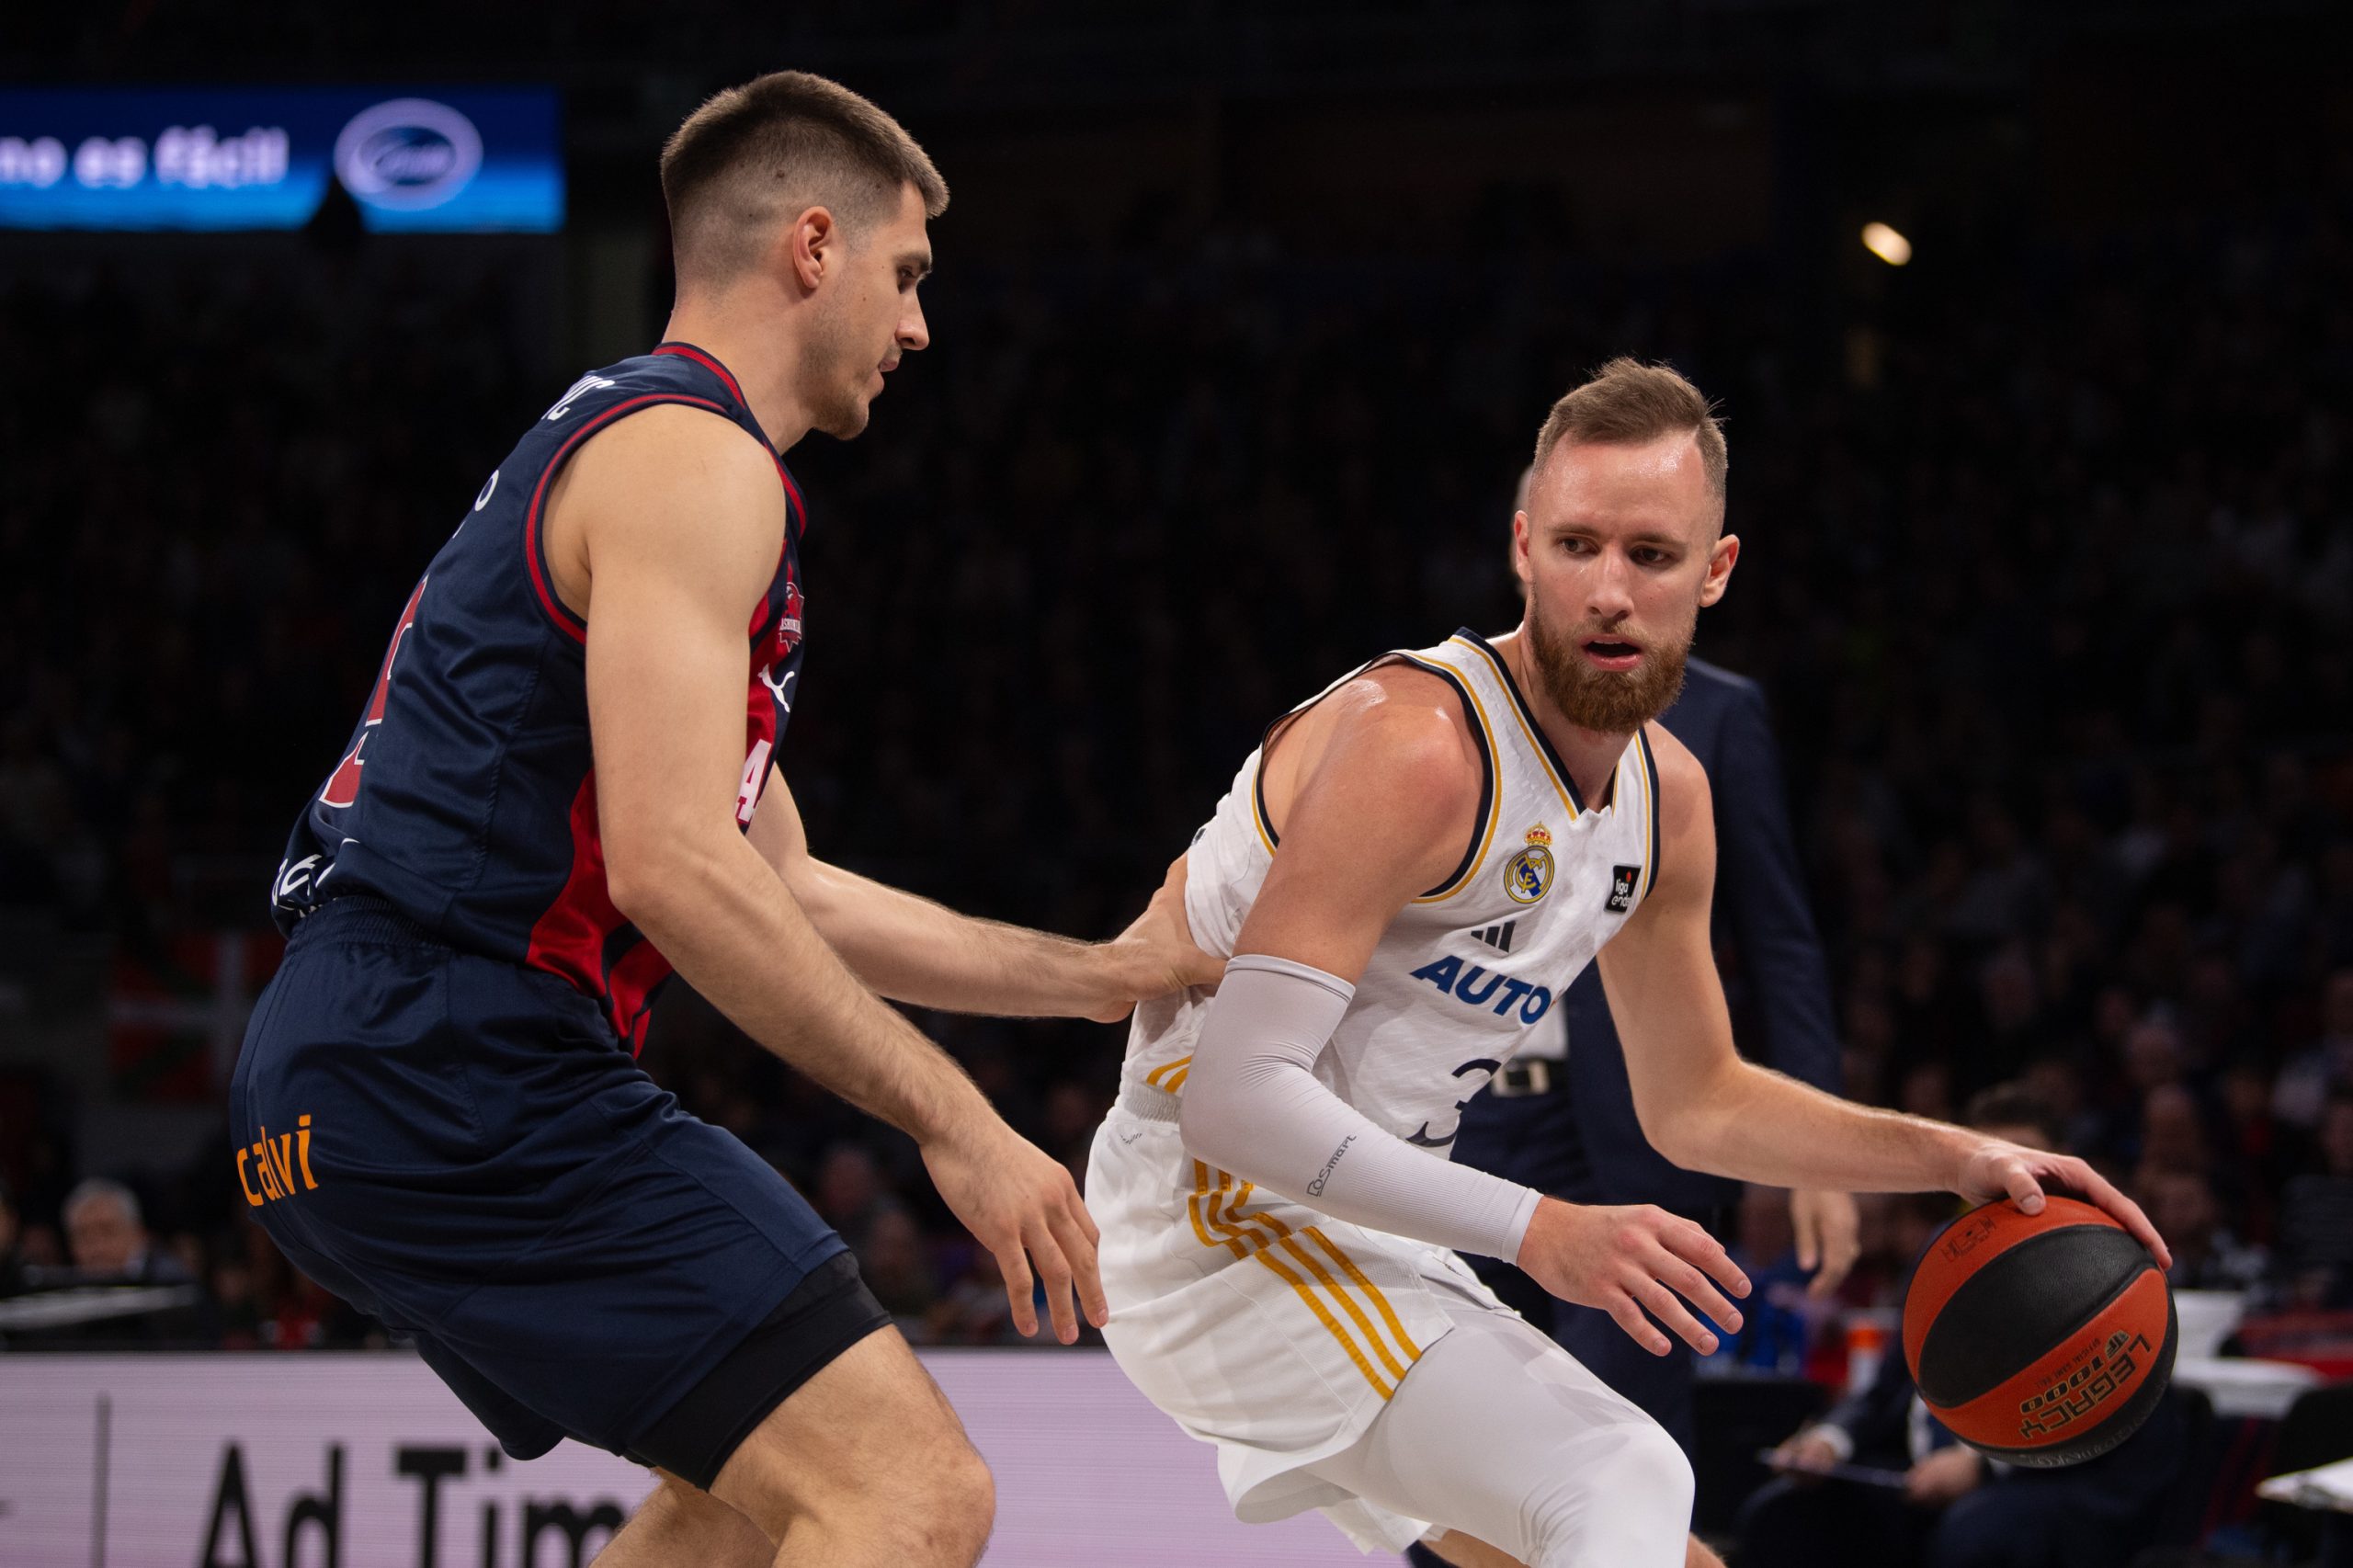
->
[[0, 87, 562, 232]]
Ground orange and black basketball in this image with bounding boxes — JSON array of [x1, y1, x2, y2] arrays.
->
[[1902, 1196, 2176, 1467]]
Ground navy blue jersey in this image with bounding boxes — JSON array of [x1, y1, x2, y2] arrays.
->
[[272, 342, 806, 1051]]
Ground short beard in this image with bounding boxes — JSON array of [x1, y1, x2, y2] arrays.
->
[[801, 300, 872, 439], [1524, 599, 1691, 733]]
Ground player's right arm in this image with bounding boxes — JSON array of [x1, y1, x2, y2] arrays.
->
[[1175, 670, 1748, 1356], [557, 404, 1102, 1342]]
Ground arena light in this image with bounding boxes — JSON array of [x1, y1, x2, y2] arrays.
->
[[1861, 222, 1913, 267]]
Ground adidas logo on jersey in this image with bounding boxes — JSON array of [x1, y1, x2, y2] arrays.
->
[[1470, 920, 1516, 954]]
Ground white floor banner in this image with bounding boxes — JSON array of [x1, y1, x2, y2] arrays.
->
[[0, 1351, 1363, 1566]]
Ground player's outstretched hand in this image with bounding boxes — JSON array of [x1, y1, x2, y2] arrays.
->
[[1954, 1142, 2173, 1269], [1086, 855, 1224, 1023], [1516, 1197, 1751, 1357], [923, 1113, 1108, 1343]]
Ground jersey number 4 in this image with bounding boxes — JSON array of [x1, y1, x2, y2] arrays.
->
[[319, 577, 427, 809]]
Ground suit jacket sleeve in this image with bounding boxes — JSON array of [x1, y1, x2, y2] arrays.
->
[[1713, 682, 1842, 1096]]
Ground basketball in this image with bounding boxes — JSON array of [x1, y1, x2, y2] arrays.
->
[[1903, 1196, 2177, 1467]]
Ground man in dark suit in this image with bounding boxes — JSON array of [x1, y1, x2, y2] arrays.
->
[[1438, 643, 1860, 1453]]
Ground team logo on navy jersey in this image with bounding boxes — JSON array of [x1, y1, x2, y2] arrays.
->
[[1504, 824, 1554, 904], [1607, 864, 1641, 912], [778, 574, 804, 653]]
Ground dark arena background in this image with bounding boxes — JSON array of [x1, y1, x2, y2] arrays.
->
[[4, 4, 2352, 1564]]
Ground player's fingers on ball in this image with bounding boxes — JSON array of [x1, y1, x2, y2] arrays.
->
[[2073, 1167, 2170, 1265], [2001, 1159, 2045, 1213], [1608, 1294, 1672, 1357], [1633, 1278, 1719, 1356]]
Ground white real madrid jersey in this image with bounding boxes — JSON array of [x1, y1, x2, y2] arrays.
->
[[1123, 628, 1662, 1148]]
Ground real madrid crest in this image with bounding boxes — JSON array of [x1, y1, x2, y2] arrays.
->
[[1504, 824, 1554, 904]]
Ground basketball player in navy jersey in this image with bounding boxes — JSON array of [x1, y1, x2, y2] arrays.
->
[[233, 73, 1212, 1568]]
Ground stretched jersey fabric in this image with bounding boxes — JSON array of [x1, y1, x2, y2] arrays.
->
[[270, 342, 806, 1051]]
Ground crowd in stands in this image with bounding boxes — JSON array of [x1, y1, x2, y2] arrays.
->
[[3, 173, 2350, 1357]]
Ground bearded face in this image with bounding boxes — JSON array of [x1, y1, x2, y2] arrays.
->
[[1513, 429, 1732, 736], [1523, 584, 1694, 733]]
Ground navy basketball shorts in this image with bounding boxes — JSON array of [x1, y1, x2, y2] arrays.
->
[[229, 895, 891, 1488]]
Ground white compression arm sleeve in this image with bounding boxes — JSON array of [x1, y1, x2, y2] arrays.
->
[[1176, 953, 1541, 1260]]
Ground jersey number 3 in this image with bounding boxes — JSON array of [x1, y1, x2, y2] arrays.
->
[[319, 577, 427, 809]]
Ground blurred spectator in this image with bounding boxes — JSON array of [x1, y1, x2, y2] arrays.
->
[[2274, 1090, 2353, 1308], [860, 1207, 942, 1331], [62, 1178, 190, 1285], [2274, 968, 2353, 1130], [2215, 1055, 2290, 1243], [2145, 1169, 2267, 1292], [928, 1246, 1017, 1346], [814, 1142, 908, 1256], [2133, 1084, 2212, 1186]]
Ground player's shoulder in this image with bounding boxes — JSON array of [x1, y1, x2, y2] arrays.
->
[[1277, 662, 1483, 844], [559, 402, 784, 534], [574, 399, 774, 475], [1324, 662, 1484, 790]]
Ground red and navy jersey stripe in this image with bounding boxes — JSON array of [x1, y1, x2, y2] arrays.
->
[[272, 343, 806, 1051]]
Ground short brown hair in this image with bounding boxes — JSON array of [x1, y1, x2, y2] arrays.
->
[[661, 71, 949, 286], [1532, 358, 1727, 499]]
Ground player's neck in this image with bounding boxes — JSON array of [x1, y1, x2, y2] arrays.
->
[[1491, 627, 1637, 805], [657, 305, 817, 452]]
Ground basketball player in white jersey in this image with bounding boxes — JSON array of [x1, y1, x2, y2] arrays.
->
[[1086, 359, 2169, 1567]]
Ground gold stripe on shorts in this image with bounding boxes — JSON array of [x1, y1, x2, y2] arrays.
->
[[1191, 1165, 1415, 1397], [1211, 1177, 1424, 1375], [1305, 1225, 1425, 1361]]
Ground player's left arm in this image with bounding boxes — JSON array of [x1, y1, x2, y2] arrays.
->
[[1598, 728, 2171, 1266], [747, 767, 1216, 1021]]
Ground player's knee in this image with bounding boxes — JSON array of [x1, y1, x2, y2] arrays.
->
[[1608, 1420, 1695, 1524], [1526, 1420, 1691, 1563], [891, 1435, 995, 1565], [611, 1468, 776, 1562]]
